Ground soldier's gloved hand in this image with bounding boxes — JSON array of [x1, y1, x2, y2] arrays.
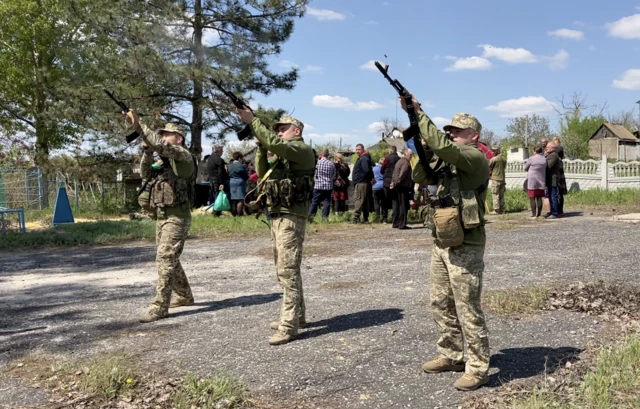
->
[[235, 106, 254, 124], [123, 110, 140, 128]]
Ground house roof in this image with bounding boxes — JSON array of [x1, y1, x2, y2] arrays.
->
[[367, 137, 407, 151], [598, 123, 639, 141]]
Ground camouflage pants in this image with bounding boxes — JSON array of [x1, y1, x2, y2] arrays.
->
[[148, 215, 193, 316], [271, 214, 306, 334], [491, 181, 505, 213], [429, 243, 490, 378]]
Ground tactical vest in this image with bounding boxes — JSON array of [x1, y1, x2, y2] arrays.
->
[[263, 157, 315, 208], [422, 163, 488, 247], [150, 157, 195, 214]]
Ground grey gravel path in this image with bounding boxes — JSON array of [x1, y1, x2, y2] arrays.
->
[[1, 214, 638, 408]]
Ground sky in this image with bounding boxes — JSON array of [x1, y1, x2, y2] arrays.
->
[[207, 0, 640, 153]]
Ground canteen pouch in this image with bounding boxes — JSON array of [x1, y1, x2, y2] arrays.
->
[[264, 179, 280, 207], [138, 181, 153, 213], [460, 190, 481, 229], [421, 205, 435, 230], [151, 180, 176, 207], [279, 178, 295, 208], [433, 207, 464, 248]]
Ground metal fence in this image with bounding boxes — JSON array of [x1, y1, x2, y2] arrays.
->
[[0, 167, 138, 213]]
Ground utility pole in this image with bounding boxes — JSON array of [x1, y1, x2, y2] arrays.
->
[[525, 114, 529, 147]]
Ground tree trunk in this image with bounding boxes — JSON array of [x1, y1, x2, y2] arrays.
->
[[190, 0, 204, 160]]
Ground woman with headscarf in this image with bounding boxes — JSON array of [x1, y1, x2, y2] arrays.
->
[[332, 153, 351, 215]]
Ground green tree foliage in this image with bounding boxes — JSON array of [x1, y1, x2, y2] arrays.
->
[[559, 114, 605, 159], [504, 114, 551, 149]]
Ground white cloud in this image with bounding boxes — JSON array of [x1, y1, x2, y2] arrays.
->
[[548, 28, 584, 40], [433, 54, 440, 61], [479, 44, 538, 63], [444, 56, 492, 72], [484, 96, 557, 118], [307, 7, 346, 21], [432, 117, 450, 128], [303, 123, 314, 131], [359, 60, 378, 70], [546, 49, 569, 69], [306, 133, 359, 144], [367, 121, 384, 132], [478, 44, 569, 69], [312, 95, 384, 111], [279, 60, 323, 73], [364, 20, 379, 25], [605, 14, 640, 39], [612, 69, 640, 90], [279, 59, 297, 68]]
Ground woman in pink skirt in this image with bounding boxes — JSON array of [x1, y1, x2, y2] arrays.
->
[[524, 146, 547, 218]]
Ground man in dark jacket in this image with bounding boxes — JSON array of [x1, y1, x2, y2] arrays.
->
[[351, 143, 374, 223], [381, 145, 401, 224], [545, 143, 561, 219], [390, 148, 413, 229], [207, 144, 228, 216]]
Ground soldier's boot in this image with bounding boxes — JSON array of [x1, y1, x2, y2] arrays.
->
[[270, 320, 307, 330], [169, 297, 194, 308], [138, 310, 168, 323], [269, 330, 297, 346], [422, 357, 465, 373], [453, 374, 489, 391]]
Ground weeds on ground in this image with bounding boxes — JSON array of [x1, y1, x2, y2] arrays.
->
[[172, 372, 250, 409], [484, 286, 550, 315], [82, 351, 139, 399]]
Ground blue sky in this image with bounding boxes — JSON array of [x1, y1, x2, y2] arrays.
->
[[229, 0, 640, 151]]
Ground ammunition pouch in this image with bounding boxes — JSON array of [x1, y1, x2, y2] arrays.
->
[[263, 176, 314, 209], [138, 180, 154, 213], [433, 207, 465, 248]]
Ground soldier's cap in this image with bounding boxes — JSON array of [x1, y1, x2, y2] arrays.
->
[[443, 113, 482, 134], [158, 123, 186, 138], [272, 115, 304, 132]]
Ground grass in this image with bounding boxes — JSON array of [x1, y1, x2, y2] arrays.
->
[[484, 285, 550, 315], [82, 351, 139, 399], [173, 372, 250, 409], [511, 336, 640, 409]]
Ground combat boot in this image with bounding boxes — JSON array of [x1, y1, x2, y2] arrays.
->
[[138, 311, 168, 323], [169, 297, 194, 308], [269, 330, 297, 345], [270, 320, 307, 330], [422, 357, 465, 373], [453, 374, 488, 391]]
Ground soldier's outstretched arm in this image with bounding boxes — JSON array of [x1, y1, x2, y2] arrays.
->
[[134, 123, 193, 162], [255, 146, 269, 178], [249, 118, 308, 161]]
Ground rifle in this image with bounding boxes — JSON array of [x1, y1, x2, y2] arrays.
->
[[103, 89, 140, 143], [210, 79, 254, 141], [373, 62, 431, 172]]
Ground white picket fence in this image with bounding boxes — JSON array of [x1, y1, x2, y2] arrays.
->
[[505, 155, 640, 191]]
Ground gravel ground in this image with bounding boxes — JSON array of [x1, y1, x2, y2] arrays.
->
[[1, 213, 639, 409]]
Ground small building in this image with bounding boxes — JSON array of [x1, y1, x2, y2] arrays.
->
[[507, 147, 530, 162], [589, 123, 640, 161]]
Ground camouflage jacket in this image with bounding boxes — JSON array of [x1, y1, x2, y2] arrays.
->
[[138, 124, 194, 219], [251, 118, 316, 218], [412, 111, 489, 246]]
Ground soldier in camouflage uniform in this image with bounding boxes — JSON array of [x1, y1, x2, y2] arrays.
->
[[400, 97, 491, 391], [236, 107, 316, 346], [125, 111, 196, 323]]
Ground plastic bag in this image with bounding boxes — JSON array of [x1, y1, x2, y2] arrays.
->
[[213, 190, 231, 212]]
